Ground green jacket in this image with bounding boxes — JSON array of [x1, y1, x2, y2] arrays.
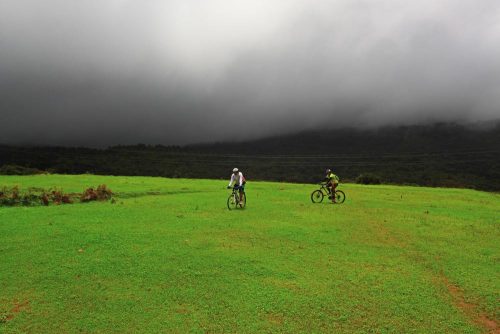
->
[[326, 172, 339, 183]]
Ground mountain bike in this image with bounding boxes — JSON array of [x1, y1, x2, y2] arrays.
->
[[227, 186, 246, 210], [311, 183, 345, 204]]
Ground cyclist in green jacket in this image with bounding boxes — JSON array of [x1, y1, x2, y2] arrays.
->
[[324, 169, 340, 203]]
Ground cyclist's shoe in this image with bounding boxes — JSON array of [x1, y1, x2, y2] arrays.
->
[[328, 196, 332, 199]]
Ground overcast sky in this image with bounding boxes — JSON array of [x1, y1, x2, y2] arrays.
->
[[1, 0, 499, 146]]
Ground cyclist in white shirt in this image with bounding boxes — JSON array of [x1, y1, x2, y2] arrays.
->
[[227, 168, 246, 204]]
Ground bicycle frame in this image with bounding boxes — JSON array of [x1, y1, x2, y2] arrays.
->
[[227, 185, 246, 210], [318, 183, 331, 195], [231, 187, 241, 201]]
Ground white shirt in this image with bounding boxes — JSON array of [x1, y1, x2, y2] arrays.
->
[[229, 172, 244, 187]]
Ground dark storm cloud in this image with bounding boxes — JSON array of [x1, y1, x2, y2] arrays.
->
[[1, 0, 499, 146]]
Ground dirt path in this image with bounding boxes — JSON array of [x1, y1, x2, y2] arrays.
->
[[440, 276, 499, 334], [368, 218, 499, 333], [5, 300, 30, 322]]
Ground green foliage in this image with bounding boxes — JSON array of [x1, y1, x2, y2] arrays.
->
[[0, 186, 72, 206], [0, 164, 44, 175], [356, 173, 382, 184], [1, 123, 499, 191], [0, 174, 498, 333], [0, 184, 113, 206]]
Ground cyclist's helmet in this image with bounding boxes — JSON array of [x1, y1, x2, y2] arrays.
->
[[233, 168, 239, 173], [326, 168, 332, 174]]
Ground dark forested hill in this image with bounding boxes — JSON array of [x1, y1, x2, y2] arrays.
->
[[1, 122, 499, 190]]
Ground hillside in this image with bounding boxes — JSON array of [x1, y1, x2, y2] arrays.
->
[[1, 122, 499, 190]]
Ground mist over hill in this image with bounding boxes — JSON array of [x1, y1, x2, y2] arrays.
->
[[188, 121, 500, 154]]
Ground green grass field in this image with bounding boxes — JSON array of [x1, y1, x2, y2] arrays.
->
[[1, 174, 498, 333]]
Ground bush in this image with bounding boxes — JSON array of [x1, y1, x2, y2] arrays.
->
[[0, 185, 113, 206], [48, 189, 73, 205], [356, 173, 382, 185], [0, 164, 44, 175], [80, 184, 113, 202], [0, 186, 20, 206], [0, 186, 72, 206]]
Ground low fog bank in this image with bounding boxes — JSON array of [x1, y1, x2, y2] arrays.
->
[[1, 0, 499, 147]]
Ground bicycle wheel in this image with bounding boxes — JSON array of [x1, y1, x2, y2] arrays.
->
[[334, 190, 346, 204], [311, 190, 324, 203], [227, 193, 238, 210]]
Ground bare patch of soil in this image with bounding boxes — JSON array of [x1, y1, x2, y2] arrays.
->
[[266, 312, 284, 326], [5, 300, 30, 322], [441, 276, 499, 333], [360, 219, 408, 248]]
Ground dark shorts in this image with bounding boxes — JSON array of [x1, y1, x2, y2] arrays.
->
[[327, 182, 338, 189], [234, 184, 245, 192]]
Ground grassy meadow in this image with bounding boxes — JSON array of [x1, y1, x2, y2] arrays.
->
[[0, 174, 498, 333]]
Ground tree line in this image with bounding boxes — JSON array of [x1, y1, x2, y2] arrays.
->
[[1, 122, 499, 191]]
